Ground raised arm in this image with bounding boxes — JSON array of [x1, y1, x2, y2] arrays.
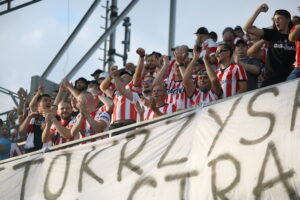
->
[[132, 48, 145, 87], [203, 50, 223, 97], [152, 55, 169, 86], [111, 69, 134, 101], [18, 112, 39, 136], [243, 4, 268, 38], [53, 81, 68, 106], [29, 84, 44, 112], [41, 112, 53, 143], [247, 39, 266, 60], [100, 66, 117, 99], [62, 78, 80, 99], [289, 24, 300, 41], [183, 48, 199, 97], [98, 95, 114, 113]]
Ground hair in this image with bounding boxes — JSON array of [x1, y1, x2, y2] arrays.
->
[[175, 45, 189, 54], [145, 51, 162, 59], [218, 43, 233, 56], [58, 100, 72, 107], [37, 94, 51, 104], [222, 27, 235, 36]]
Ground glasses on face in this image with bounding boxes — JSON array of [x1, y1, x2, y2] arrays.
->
[[215, 49, 229, 55], [142, 80, 153, 85]]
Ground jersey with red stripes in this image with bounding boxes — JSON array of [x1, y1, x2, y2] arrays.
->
[[190, 88, 219, 106], [215, 64, 247, 98]]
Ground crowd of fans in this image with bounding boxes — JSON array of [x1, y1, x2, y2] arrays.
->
[[1, 4, 300, 161]]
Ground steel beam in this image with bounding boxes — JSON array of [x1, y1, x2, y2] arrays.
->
[[168, 0, 176, 57], [66, 0, 140, 80], [0, 0, 43, 16], [41, 0, 102, 78]]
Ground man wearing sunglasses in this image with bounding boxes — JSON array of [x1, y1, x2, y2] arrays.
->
[[215, 43, 248, 98]]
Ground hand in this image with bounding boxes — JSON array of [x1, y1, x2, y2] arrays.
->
[[193, 45, 201, 60], [134, 102, 144, 115], [141, 96, 150, 107], [38, 84, 45, 95], [136, 48, 145, 57], [78, 103, 88, 117], [110, 65, 118, 73], [28, 112, 39, 119], [162, 55, 169, 66], [110, 68, 119, 79], [258, 4, 268, 13], [43, 111, 55, 123], [59, 80, 67, 92], [61, 77, 72, 89], [8, 108, 17, 120], [149, 97, 157, 111], [17, 87, 28, 100]]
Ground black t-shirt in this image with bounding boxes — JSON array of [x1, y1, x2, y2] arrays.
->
[[25, 116, 45, 153], [262, 28, 295, 86], [240, 57, 262, 91]]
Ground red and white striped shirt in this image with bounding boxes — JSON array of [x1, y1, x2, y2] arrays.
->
[[112, 83, 137, 123], [190, 88, 219, 106], [10, 143, 24, 157], [165, 80, 192, 110], [50, 119, 75, 146], [144, 103, 176, 120], [216, 64, 247, 98], [200, 38, 218, 58], [291, 25, 300, 68], [69, 106, 110, 143]]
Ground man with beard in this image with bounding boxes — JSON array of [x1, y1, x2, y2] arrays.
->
[[74, 77, 89, 92], [183, 47, 223, 106], [244, 4, 295, 86], [19, 94, 52, 153], [42, 100, 75, 146]]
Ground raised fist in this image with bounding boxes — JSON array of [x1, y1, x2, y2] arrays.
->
[[258, 4, 268, 13], [136, 48, 145, 57]]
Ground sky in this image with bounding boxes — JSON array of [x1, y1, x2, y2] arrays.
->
[[0, 0, 299, 118]]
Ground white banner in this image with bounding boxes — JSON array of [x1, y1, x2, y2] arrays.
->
[[1, 80, 300, 200]]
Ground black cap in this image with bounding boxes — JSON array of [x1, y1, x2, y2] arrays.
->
[[75, 77, 89, 85], [195, 27, 209, 35], [91, 69, 103, 76], [119, 69, 133, 76], [274, 9, 291, 19]]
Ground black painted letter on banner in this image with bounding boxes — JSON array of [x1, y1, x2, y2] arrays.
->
[[44, 153, 71, 200], [253, 141, 299, 200], [208, 153, 241, 200], [291, 80, 300, 132], [157, 113, 195, 168], [127, 176, 157, 200], [13, 158, 44, 200], [165, 170, 199, 200], [118, 129, 150, 182], [240, 88, 278, 145], [207, 97, 242, 157], [78, 142, 117, 192]]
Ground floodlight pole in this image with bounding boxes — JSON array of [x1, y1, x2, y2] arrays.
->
[[168, 0, 176, 57]]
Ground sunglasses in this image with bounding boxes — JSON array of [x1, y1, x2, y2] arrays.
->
[[215, 49, 229, 55], [142, 80, 153, 84]]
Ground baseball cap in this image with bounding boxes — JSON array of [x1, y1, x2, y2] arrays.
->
[[98, 72, 109, 79], [234, 37, 247, 46], [195, 27, 209, 35], [119, 69, 133, 76], [91, 69, 103, 77]]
